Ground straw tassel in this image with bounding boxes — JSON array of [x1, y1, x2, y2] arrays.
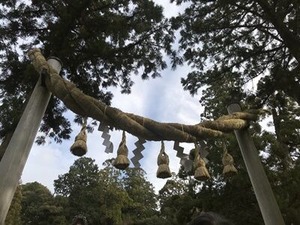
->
[[222, 143, 237, 177], [114, 131, 130, 170], [193, 143, 210, 181], [70, 118, 87, 156], [156, 141, 172, 179]]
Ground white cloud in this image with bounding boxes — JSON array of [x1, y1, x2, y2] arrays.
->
[[22, 143, 72, 193], [153, 0, 189, 18]]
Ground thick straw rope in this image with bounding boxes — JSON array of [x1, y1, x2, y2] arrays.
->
[[28, 49, 259, 142]]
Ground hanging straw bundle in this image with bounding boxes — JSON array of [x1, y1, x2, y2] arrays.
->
[[193, 143, 210, 181], [70, 118, 87, 156], [156, 141, 172, 179], [222, 143, 237, 177], [114, 131, 130, 170]]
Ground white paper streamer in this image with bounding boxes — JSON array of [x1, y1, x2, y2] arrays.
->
[[131, 138, 146, 168], [198, 141, 209, 163], [174, 141, 209, 172], [173, 141, 186, 158], [173, 141, 193, 172], [98, 122, 113, 153]]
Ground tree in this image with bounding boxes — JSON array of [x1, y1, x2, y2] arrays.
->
[[258, 93, 300, 223], [171, 78, 300, 223], [53, 157, 169, 225], [0, 0, 174, 157], [99, 160, 161, 225], [54, 157, 131, 225], [54, 157, 104, 224], [171, 0, 299, 105], [199, 70, 300, 223], [121, 168, 158, 223], [21, 182, 66, 225], [1, 0, 298, 223], [96, 160, 130, 225], [169, 1, 300, 223], [158, 154, 265, 225], [158, 176, 198, 225], [54, 157, 100, 197]]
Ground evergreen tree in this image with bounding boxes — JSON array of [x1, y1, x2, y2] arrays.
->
[[0, 0, 174, 157], [158, 176, 198, 225], [167, 1, 300, 224], [171, 0, 299, 105], [164, 79, 299, 224], [122, 168, 157, 223], [54, 157, 100, 197], [21, 182, 66, 225], [54, 157, 104, 224], [54, 157, 130, 225], [54, 157, 167, 225]]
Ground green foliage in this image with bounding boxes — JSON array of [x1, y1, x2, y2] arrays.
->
[[54, 157, 100, 197], [122, 168, 157, 221], [166, 2, 300, 223], [54, 157, 104, 224], [165, 86, 300, 224], [53, 157, 159, 225], [21, 182, 67, 225], [158, 168, 265, 224], [0, 0, 174, 144], [171, 0, 299, 106], [158, 175, 199, 225], [2, 1, 300, 224]]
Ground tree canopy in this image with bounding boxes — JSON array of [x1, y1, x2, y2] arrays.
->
[[1, 1, 300, 224], [6, 157, 165, 225], [53, 157, 161, 225], [20, 182, 66, 224], [167, 3, 300, 223], [0, 0, 174, 149], [171, 0, 299, 106]]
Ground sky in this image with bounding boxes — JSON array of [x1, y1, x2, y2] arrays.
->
[[21, 1, 198, 193]]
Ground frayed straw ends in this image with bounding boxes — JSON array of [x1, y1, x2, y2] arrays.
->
[[193, 144, 210, 181], [70, 127, 87, 156], [222, 151, 238, 177], [194, 157, 210, 181], [157, 141, 172, 179], [114, 131, 130, 170]]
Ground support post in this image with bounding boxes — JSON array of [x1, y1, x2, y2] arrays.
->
[[0, 58, 62, 224], [227, 103, 285, 225]]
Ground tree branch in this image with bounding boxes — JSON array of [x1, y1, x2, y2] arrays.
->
[[255, 0, 300, 63]]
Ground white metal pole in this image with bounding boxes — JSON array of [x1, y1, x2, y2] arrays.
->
[[0, 58, 62, 224], [227, 103, 285, 225]]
